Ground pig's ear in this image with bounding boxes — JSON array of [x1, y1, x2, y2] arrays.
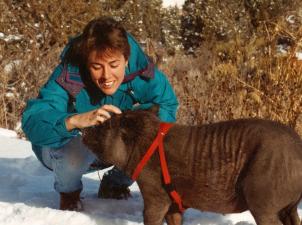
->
[[82, 126, 99, 148], [120, 115, 141, 142], [148, 104, 159, 115], [121, 114, 142, 131]]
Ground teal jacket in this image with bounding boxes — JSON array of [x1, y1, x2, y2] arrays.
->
[[22, 34, 178, 162]]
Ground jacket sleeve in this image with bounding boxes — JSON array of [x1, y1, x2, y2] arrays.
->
[[135, 68, 179, 122], [21, 64, 79, 148]]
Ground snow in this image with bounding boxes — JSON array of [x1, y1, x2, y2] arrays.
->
[[163, 0, 185, 8], [0, 128, 18, 138], [3, 60, 22, 74], [0, 128, 300, 225], [296, 52, 302, 60], [286, 15, 296, 24], [0, 33, 23, 43]]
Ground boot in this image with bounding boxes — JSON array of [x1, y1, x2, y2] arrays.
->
[[60, 189, 83, 211], [98, 177, 131, 200]]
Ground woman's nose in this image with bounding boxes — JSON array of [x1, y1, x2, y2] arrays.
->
[[102, 65, 111, 79]]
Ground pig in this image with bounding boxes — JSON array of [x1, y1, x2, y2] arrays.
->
[[82, 106, 302, 225]]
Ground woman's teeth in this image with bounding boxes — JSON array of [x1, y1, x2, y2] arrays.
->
[[102, 81, 114, 88]]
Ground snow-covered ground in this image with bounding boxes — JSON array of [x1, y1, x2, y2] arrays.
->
[[0, 128, 301, 225]]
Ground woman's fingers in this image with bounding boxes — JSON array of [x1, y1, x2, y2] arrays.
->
[[96, 115, 107, 124], [101, 104, 122, 114], [66, 105, 122, 130], [95, 108, 111, 119], [94, 105, 122, 124]]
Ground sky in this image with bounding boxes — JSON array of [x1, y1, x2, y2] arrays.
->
[[163, 0, 185, 7], [0, 128, 301, 224]]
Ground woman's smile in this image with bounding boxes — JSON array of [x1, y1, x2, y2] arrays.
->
[[100, 80, 115, 89]]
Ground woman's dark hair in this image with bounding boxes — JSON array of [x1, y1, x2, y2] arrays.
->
[[64, 17, 130, 66]]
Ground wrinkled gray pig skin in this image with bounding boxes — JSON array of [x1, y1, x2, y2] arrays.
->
[[83, 106, 302, 225]]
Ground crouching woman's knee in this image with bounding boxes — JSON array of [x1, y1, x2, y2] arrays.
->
[[43, 136, 95, 174]]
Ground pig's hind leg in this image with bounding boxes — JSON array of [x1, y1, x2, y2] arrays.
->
[[243, 188, 283, 225], [241, 171, 283, 224], [241, 174, 301, 225], [279, 203, 301, 225]]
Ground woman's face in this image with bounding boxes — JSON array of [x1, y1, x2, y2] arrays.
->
[[87, 50, 128, 95]]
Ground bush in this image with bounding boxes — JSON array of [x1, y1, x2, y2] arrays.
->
[[163, 14, 302, 136], [1, 0, 302, 139], [181, 0, 302, 53]]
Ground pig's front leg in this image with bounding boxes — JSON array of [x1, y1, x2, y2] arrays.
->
[[165, 204, 183, 225], [139, 181, 171, 225]]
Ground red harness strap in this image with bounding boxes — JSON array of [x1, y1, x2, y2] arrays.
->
[[131, 123, 186, 213]]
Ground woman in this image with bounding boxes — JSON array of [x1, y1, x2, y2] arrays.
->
[[22, 17, 178, 211]]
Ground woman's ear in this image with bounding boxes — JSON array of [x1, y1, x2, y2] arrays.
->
[[125, 60, 129, 68]]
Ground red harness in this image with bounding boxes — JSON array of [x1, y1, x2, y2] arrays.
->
[[131, 123, 186, 213]]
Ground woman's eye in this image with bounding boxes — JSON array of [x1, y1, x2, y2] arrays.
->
[[92, 65, 101, 70], [111, 64, 119, 68]]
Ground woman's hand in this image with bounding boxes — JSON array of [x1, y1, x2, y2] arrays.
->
[[65, 105, 122, 131]]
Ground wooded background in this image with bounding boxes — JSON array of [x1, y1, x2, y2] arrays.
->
[[1, 0, 302, 136]]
